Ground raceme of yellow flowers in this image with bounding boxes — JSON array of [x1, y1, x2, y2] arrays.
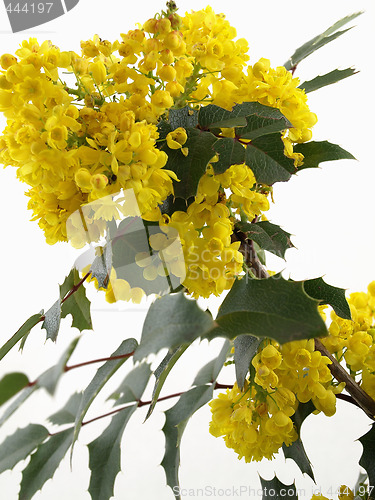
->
[[0, 5, 317, 301], [210, 282, 375, 463]]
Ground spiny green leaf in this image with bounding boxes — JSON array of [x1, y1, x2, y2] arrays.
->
[[145, 345, 189, 421], [109, 362, 152, 405], [359, 424, 375, 496], [42, 298, 61, 342], [134, 293, 214, 361], [162, 384, 215, 500], [259, 475, 298, 500], [294, 140, 355, 170], [284, 12, 363, 70], [19, 428, 74, 500], [237, 220, 294, 259], [72, 338, 137, 456], [234, 103, 293, 140], [193, 340, 231, 386], [0, 424, 49, 474], [88, 405, 137, 500], [169, 105, 199, 130], [161, 128, 217, 199], [157, 120, 172, 141], [0, 372, 29, 407], [47, 393, 82, 426], [0, 313, 42, 362], [283, 401, 315, 481], [303, 277, 351, 320], [60, 268, 92, 332], [211, 274, 327, 344], [234, 335, 261, 390], [211, 137, 245, 174], [245, 133, 296, 185], [299, 67, 358, 93], [198, 103, 247, 129]]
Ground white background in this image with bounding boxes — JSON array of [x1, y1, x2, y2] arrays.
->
[[0, 0, 374, 499]]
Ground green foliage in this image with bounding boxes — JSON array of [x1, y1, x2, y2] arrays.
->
[[299, 68, 358, 93], [0, 372, 29, 406], [192, 341, 231, 386], [294, 141, 355, 170], [47, 393, 82, 426], [60, 268, 93, 332], [109, 362, 152, 405], [260, 475, 298, 500], [0, 313, 43, 362], [41, 299, 61, 342], [233, 335, 261, 390], [237, 220, 294, 259], [211, 137, 245, 174], [90, 244, 112, 289], [303, 277, 352, 320], [359, 424, 375, 495], [284, 12, 362, 70], [134, 293, 214, 361], [169, 105, 199, 129], [211, 275, 327, 343]]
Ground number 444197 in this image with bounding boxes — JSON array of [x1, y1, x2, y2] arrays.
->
[[5, 3, 54, 14]]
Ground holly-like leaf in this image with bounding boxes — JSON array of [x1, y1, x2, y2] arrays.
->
[[169, 105, 199, 130], [234, 103, 293, 140], [19, 427, 74, 500], [109, 362, 152, 405], [144, 345, 189, 421], [134, 293, 214, 361], [0, 372, 29, 406], [0, 424, 49, 474], [42, 298, 61, 342], [198, 103, 247, 129], [159, 194, 193, 217], [72, 338, 137, 455], [211, 137, 245, 174], [234, 335, 261, 390], [245, 133, 296, 185], [157, 120, 172, 141], [359, 424, 375, 495], [162, 384, 215, 500], [0, 313, 42, 362], [161, 128, 217, 199], [294, 140, 355, 170], [60, 268, 92, 332], [193, 340, 231, 386], [284, 12, 363, 70], [88, 404, 137, 500], [260, 475, 298, 500], [47, 393, 82, 426], [299, 67, 358, 93], [283, 401, 315, 481], [210, 274, 327, 343], [303, 277, 351, 320], [237, 220, 294, 259]]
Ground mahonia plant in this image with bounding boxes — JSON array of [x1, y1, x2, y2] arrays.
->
[[0, 3, 373, 500]]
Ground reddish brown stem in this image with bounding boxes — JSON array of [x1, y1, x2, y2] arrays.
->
[[64, 352, 135, 372]]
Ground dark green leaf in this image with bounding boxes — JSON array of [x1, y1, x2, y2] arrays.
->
[[237, 221, 294, 259], [235, 104, 293, 140], [42, 299, 61, 342], [169, 105, 199, 130], [90, 244, 112, 289], [0, 372, 29, 406], [162, 384, 215, 500], [303, 277, 351, 320], [47, 393, 82, 426], [211, 274, 327, 343], [157, 120, 172, 141], [0, 424, 49, 474], [234, 335, 261, 390], [283, 401, 315, 481], [294, 140, 355, 170], [284, 12, 363, 70], [260, 475, 298, 500], [245, 133, 296, 185], [88, 404, 137, 500], [299, 68, 358, 93], [72, 338, 137, 454], [134, 293, 214, 361], [211, 137, 245, 174], [159, 194, 192, 217], [60, 268, 92, 332], [161, 128, 217, 199], [198, 103, 247, 129], [193, 340, 231, 386], [109, 362, 152, 405], [0, 313, 42, 362], [359, 424, 375, 495], [145, 345, 189, 421], [19, 428, 74, 500]]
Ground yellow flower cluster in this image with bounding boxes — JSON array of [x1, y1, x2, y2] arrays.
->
[[321, 281, 375, 399], [210, 337, 344, 462]]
